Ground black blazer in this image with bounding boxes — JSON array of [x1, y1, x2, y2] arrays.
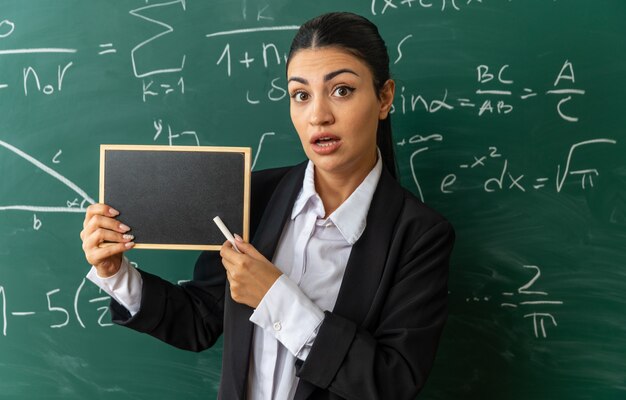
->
[[110, 162, 455, 400]]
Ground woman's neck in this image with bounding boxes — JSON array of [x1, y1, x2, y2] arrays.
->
[[314, 156, 377, 218]]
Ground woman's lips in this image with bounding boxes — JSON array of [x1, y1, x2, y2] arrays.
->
[[310, 134, 342, 155]]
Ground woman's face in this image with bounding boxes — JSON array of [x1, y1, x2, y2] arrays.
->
[[287, 47, 394, 178]]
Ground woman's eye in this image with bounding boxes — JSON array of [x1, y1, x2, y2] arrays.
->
[[291, 91, 309, 102], [332, 86, 355, 98]]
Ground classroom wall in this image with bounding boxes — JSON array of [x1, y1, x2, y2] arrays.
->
[[1, 1, 625, 398]]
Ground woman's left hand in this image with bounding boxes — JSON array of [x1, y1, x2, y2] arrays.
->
[[220, 235, 283, 309]]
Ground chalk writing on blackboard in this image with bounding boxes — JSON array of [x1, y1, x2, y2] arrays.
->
[[215, 41, 289, 78], [98, 43, 116, 56], [33, 214, 42, 230], [555, 138, 617, 192], [147, 121, 274, 169], [240, 0, 275, 21], [0, 280, 113, 337], [206, 26, 300, 39], [251, 132, 275, 171], [245, 78, 288, 104], [0, 140, 94, 213], [393, 60, 584, 121], [52, 150, 62, 164], [0, 17, 77, 94], [501, 265, 564, 338], [0, 286, 6, 335], [548, 60, 584, 122], [475, 60, 584, 121], [394, 34, 413, 64], [129, 0, 187, 103], [404, 137, 617, 201], [0, 48, 76, 55], [371, 0, 486, 16], [23, 62, 73, 96], [142, 77, 185, 102], [153, 119, 199, 146], [0, 19, 15, 38], [129, 0, 186, 79]]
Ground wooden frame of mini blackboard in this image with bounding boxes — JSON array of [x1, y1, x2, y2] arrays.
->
[[99, 145, 251, 251]]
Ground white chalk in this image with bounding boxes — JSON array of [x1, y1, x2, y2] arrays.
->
[[213, 216, 241, 253]]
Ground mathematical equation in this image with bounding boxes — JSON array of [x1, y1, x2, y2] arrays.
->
[[0, 2, 187, 100], [371, 0, 488, 15], [392, 60, 585, 122], [209, 43, 587, 124], [0, 139, 94, 216], [0, 261, 198, 337], [0, 280, 112, 337], [465, 263, 564, 339], [1, 0, 575, 118], [403, 137, 617, 201], [501, 264, 564, 339]]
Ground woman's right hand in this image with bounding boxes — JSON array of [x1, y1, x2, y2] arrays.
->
[[80, 203, 135, 277]]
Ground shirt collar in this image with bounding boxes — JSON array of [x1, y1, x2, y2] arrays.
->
[[291, 150, 383, 245], [291, 161, 324, 220]]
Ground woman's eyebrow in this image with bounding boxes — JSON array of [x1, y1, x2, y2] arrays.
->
[[324, 68, 359, 81], [287, 76, 308, 84], [287, 68, 360, 85]]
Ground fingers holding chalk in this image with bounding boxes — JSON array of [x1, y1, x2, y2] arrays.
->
[[213, 216, 241, 253]]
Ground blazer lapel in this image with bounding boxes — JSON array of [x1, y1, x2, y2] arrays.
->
[[223, 162, 307, 399], [294, 168, 405, 400], [252, 162, 307, 260], [332, 167, 403, 324]]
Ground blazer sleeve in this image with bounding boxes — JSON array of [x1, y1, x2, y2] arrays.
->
[[109, 250, 227, 352], [295, 220, 455, 400]]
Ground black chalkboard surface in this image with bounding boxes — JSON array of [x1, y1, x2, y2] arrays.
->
[[100, 145, 250, 250]]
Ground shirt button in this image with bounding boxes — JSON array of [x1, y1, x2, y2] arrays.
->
[[273, 322, 282, 331]]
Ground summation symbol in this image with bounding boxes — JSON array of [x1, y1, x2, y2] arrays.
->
[[130, 0, 187, 78]]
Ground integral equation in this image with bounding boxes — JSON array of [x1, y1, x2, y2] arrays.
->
[[402, 137, 617, 201]]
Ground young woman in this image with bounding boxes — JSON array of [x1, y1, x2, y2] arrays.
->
[[80, 12, 455, 400]]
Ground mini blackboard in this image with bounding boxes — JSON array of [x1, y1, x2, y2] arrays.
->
[[99, 145, 251, 250]]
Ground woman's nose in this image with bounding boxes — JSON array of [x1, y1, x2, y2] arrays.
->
[[309, 98, 334, 126]]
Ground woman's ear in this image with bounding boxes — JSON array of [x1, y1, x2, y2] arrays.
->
[[378, 79, 395, 120]]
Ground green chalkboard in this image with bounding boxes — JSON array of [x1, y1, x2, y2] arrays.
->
[[1, 1, 625, 399]]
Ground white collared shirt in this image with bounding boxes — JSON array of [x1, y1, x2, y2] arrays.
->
[[87, 154, 383, 399]]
